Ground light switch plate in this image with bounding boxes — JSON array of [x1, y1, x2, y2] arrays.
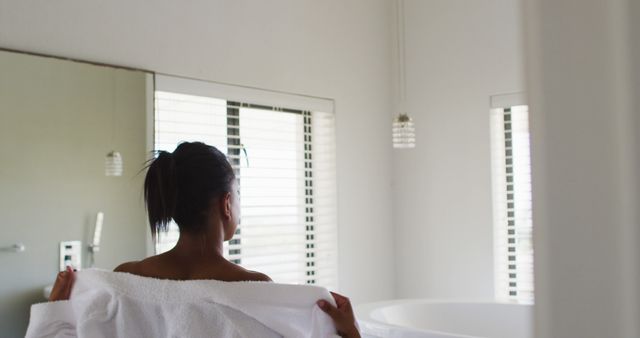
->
[[59, 241, 82, 271]]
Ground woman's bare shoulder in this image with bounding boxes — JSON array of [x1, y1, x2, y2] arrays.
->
[[114, 255, 165, 276], [246, 270, 272, 282], [233, 265, 272, 282], [114, 260, 140, 273]]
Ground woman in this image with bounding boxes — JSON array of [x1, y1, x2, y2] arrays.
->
[[50, 142, 360, 338]]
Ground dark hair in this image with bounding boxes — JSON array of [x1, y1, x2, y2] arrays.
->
[[144, 142, 236, 238]]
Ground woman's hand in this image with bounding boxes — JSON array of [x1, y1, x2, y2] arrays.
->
[[49, 266, 75, 301], [317, 291, 361, 338]]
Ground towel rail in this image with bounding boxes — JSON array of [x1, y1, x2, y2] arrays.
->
[[0, 243, 26, 253]]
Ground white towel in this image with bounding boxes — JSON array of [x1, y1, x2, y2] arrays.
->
[[26, 269, 339, 338]]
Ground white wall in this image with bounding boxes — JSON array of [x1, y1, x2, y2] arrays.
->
[[393, 0, 524, 299], [0, 0, 395, 305], [524, 0, 640, 337], [632, 3, 640, 333]]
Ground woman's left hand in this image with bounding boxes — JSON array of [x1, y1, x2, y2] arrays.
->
[[317, 292, 360, 338], [49, 266, 75, 301]]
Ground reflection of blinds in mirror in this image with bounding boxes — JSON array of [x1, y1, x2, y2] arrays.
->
[[491, 104, 534, 304], [153, 86, 337, 289]]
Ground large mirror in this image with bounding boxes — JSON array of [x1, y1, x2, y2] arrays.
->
[[0, 50, 152, 336]]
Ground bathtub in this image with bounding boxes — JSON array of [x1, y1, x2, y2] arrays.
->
[[355, 299, 532, 338]]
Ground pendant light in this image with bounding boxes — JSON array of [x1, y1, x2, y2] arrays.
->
[[105, 70, 123, 176], [105, 151, 123, 176], [393, 113, 415, 148], [392, 0, 416, 149]]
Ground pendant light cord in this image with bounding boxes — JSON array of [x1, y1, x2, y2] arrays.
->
[[111, 70, 116, 150], [396, 0, 407, 113]]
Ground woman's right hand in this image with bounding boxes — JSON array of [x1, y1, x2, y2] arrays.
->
[[49, 266, 75, 301], [317, 292, 361, 338]]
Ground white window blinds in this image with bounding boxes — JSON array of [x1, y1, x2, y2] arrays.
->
[[153, 76, 337, 289], [490, 98, 534, 304]]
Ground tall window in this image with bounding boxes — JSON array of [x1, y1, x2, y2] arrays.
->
[[153, 75, 337, 289], [490, 94, 534, 303]]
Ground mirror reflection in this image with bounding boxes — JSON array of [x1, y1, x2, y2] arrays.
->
[[0, 50, 151, 335]]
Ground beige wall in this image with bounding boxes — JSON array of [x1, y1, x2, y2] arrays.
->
[[393, 0, 524, 299], [525, 0, 640, 336], [0, 51, 148, 337]]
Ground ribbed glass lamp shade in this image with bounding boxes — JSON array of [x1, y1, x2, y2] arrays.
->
[[105, 151, 123, 176], [392, 113, 416, 148]]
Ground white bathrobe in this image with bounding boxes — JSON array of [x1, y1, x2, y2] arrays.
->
[[26, 269, 339, 338]]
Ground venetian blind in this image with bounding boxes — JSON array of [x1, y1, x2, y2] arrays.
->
[[490, 95, 534, 304], [153, 75, 337, 289]]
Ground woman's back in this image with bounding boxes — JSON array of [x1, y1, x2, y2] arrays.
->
[[114, 250, 271, 282]]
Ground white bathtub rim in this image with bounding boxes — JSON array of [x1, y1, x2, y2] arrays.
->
[[355, 298, 531, 338], [357, 318, 476, 338], [358, 319, 478, 338]]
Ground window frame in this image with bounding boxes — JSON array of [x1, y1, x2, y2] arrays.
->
[[147, 74, 337, 288]]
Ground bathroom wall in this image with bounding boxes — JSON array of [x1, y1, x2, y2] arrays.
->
[[0, 51, 148, 337], [0, 0, 395, 306], [632, 2, 640, 332], [393, 0, 525, 299], [524, 0, 640, 336]]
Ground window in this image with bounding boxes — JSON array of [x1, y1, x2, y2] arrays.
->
[[153, 75, 337, 289], [490, 94, 534, 303]]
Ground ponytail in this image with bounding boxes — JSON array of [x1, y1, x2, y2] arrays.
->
[[143, 142, 236, 238], [144, 151, 177, 239]]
